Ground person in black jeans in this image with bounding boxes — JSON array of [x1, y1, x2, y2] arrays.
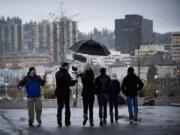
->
[[55, 63, 77, 127], [109, 73, 121, 123], [79, 67, 95, 126], [95, 68, 111, 126]]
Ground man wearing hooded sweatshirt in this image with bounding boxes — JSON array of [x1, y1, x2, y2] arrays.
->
[[121, 67, 144, 123], [18, 67, 46, 127], [55, 63, 77, 127], [95, 68, 111, 126]]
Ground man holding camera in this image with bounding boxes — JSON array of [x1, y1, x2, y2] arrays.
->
[[55, 63, 77, 127]]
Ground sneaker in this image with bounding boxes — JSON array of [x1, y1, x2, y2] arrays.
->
[[134, 114, 138, 122], [58, 121, 62, 127], [103, 119, 107, 125], [133, 115, 138, 124], [134, 117, 138, 122], [65, 121, 71, 126], [90, 122, 94, 127], [134, 118, 138, 124], [83, 117, 88, 126], [28, 122, 34, 127], [37, 120, 42, 125], [89, 118, 94, 127], [99, 121, 103, 126], [130, 119, 133, 124]]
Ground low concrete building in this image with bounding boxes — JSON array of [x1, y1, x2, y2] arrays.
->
[[0, 51, 52, 68]]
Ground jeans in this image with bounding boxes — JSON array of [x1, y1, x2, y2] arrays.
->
[[98, 93, 108, 121], [126, 96, 138, 120], [109, 96, 118, 121]]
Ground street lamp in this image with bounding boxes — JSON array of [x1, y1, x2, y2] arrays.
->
[[18, 63, 27, 99], [154, 74, 158, 80], [4, 72, 9, 98], [134, 23, 141, 78], [4, 63, 12, 99], [154, 74, 159, 97]]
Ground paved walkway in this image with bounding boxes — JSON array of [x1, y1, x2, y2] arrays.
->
[[0, 106, 180, 135]]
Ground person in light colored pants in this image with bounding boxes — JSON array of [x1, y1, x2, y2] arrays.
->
[[27, 97, 42, 124], [18, 67, 46, 127]]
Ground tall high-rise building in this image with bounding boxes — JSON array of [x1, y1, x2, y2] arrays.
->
[[49, 22, 56, 64], [39, 20, 50, 53], [59, 17, 77, 64], [0, 17, 23, 53], [115, 14, 153, 54], [23, 22, 33, 50], [32, 22, 39, 52], [49, 17, 77, 64], [171, 32, 180, 64]]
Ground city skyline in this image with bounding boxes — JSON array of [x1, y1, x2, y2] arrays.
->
[[0, 16, 78, 66], [0, 0, 180, 33]]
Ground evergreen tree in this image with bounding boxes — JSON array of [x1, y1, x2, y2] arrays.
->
[[147, 64, 158, 83]]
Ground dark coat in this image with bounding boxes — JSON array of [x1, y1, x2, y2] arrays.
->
[[109, 79, 121, 97], [95, 74, 111, 94], [121, 73, 144, 97], [55, 68, 77, 97], [80, 68, 95, 97]]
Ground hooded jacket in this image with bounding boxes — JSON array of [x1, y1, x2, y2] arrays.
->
[[121, 73, 144, 97], [109, 79, 121, 97], [18, 74, 45, 98]]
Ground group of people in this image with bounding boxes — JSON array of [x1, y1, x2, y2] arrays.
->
[[18, 62, 144, 127]]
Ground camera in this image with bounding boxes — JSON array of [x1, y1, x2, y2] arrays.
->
[[72, 66, 78, 72], [72, 66, 82, 78]]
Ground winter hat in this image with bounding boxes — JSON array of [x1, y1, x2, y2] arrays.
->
[[29, 67, 35, 72]]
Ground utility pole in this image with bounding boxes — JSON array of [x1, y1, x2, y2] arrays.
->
[[135, 23, 141, 78], [138, 39, 140, 78]]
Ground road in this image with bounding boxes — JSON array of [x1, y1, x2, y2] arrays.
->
[[0, 106, 180, 135]]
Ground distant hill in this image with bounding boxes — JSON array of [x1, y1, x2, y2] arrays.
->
[[78, 28, 115, 49]]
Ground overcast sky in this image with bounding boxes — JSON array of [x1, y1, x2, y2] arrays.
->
[[0, 0, 180, 33]]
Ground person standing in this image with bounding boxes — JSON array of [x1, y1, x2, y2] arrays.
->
[[121, 67, 144, 123], [95, 68, 111, 126], [18, 67, 46, 127], [55, 63, 77, 127], [79, 67, 95, 127], [108, 73, 121, 123]]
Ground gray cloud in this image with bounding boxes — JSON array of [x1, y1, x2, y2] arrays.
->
[[0, 0, 179, 33]]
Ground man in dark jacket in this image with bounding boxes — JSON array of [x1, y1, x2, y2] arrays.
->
[[121, 67, 144, 123], [55, 63, 77, 127], [95, 68, 111, 126], [109, 73, 121, 123], [79, 67, 95, 126], [18, 67, 46, 127]]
